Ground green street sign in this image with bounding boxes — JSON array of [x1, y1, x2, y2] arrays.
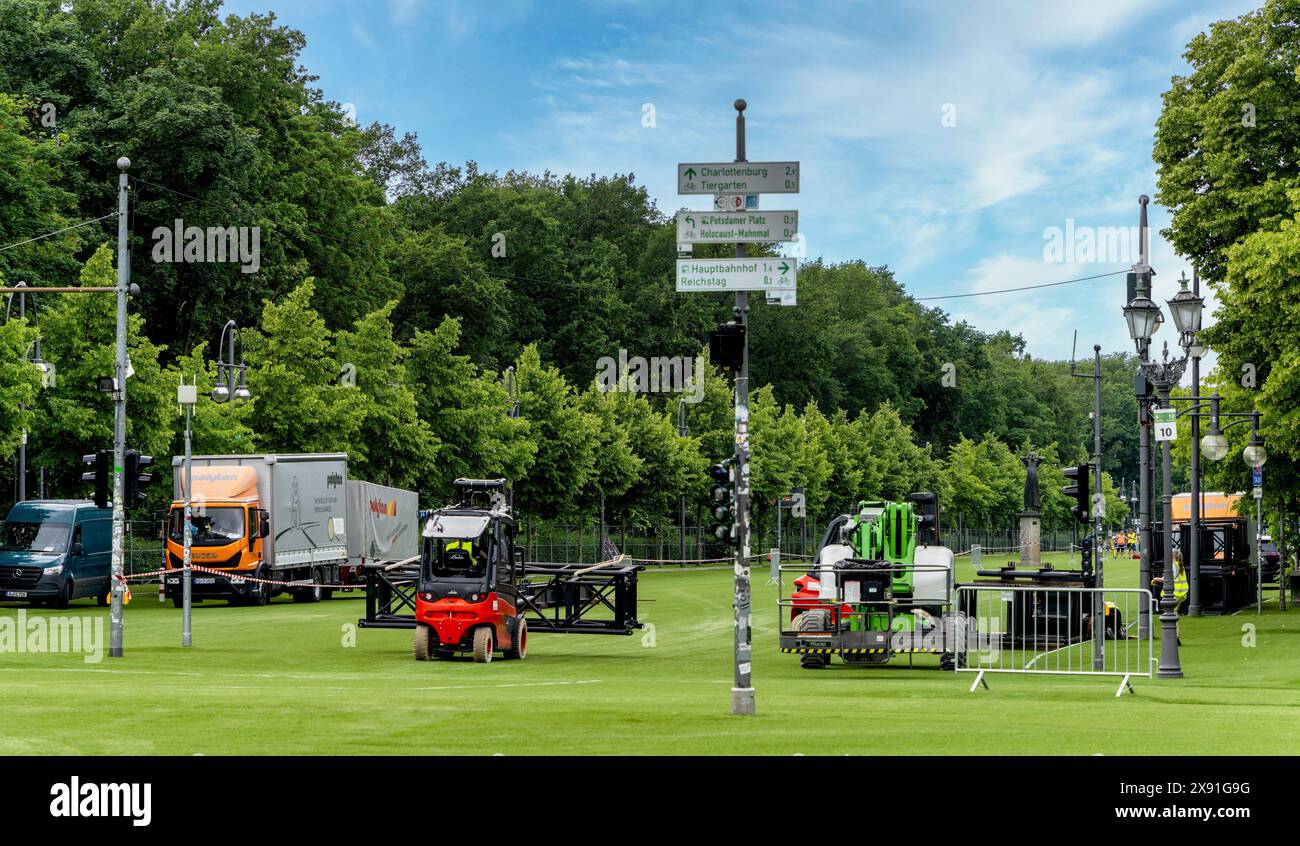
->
[[677, 162, 800, 194], [1153, 407, 1177, 442], [676, 258, 798, 292], [675, 210, 799, 244]]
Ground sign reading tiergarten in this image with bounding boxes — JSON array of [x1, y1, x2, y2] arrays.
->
[[677, 162, 800, 194], [675, 257, 797, 292]]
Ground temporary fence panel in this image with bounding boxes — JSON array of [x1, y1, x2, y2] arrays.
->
[[954, 584, 1155, 696]]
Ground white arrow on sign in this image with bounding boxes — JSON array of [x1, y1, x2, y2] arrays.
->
[[676, 210, 798, 244], [678, 162, 799, 194], [676, 257, 796, 292]]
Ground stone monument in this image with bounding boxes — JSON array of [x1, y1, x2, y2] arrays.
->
[[1019, 452, 1042, 567]]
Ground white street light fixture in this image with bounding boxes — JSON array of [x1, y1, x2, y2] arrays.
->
[[1123, 296, 1162, 344], [1166, 272, 1205, 338], [1244, 439, 1267, 468], [1200, 429, 1230, 461], [233, 368, 251, 402]]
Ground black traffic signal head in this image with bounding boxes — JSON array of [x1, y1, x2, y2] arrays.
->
[[81, 450, 110, 509], [709, 321, 745, 372], [1062, 462, 1091, 523], [124, 450, 155, 510], [708, 461, 737, 546]]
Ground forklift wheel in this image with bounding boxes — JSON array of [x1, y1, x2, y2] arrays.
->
[[503, 617, 527, 660], [472, 626, 494, 663], [413, 623, 431, 661]]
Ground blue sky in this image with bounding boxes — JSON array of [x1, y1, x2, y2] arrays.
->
[[223, 0, 1259, 364]]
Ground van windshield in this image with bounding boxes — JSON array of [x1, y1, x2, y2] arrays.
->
[[169, 507, 245, 545], [1, 520, 71, 554]]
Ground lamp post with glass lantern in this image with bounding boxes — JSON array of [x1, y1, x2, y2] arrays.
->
[[1165, 272, 1206, 615], [179, 320, 250, 647], [1121, 194, 1161, 640], [1199, 397, 1267, 613]]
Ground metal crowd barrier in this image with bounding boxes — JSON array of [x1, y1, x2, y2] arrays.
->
[[954, 584, 1155, 696]]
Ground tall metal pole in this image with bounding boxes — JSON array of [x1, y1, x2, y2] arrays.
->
[[1092, 344, 1104, 670], [17, 289, 25, 502], [1188, 269, 1203, 616], [109, 157, 131, 659], [678, 399, 688, 568], [1135, 195, 1153, 640], [731, 99, 755, 717], [182, 400, 193, 648], [1157, 376, 1183, 677]]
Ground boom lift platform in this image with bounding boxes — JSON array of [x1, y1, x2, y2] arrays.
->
[[359, 479, 642, 662], [779, 493, 962, 669]]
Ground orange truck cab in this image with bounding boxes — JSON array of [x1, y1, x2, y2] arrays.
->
[[165, 453, 419, 607], [163, 465, 272, 606]]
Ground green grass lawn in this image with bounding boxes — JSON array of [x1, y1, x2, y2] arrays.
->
[[1, 552, 1297, 755]]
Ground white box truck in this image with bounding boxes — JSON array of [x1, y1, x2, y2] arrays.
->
[[162, 453, 418, 606]]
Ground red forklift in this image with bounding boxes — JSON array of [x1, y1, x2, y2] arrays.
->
[[363, 479, 643, 663]]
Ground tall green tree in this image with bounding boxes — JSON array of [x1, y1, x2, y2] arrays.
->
[[242, 279, 367, 455]]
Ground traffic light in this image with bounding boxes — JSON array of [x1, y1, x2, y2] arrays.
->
[[124, 449, 154, 510], [1062, 462, 1091, 523], [708, 461, 737, 546], [709, 321, 745, 372], [81, 450, 110, 509]]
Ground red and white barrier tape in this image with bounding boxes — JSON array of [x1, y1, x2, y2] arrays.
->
[[127, 566, 361, 590]]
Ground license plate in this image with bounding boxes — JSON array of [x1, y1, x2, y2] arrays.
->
[[5, 591, 27, 598], [195, 578, 215, 585]]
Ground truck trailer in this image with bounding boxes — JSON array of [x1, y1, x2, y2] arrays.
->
[[162, 453, 418, 606]]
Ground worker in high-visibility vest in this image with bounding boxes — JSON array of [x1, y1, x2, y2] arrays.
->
[[1151, 549, 1190, 643]]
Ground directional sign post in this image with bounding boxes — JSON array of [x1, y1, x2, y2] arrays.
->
[[677, 102, 801, 718], [676, 210, 798, 244], [679, 161, 799, 194], [676, 257, 797, 292]]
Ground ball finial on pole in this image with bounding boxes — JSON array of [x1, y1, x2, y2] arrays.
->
[[117, 156, 131, 171], [734, 98, 746, 113]]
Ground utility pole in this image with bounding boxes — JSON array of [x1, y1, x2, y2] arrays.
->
[[180, 381, 195, 647], [1135, 196, 1153, 641], [16, 286, 27, 502], [1188, 269, 1203, 616], [678, 398, 688, 568], [731, 99, 755, 717], [109, 156, 130, 659], [1092, 344, 1105, 670]]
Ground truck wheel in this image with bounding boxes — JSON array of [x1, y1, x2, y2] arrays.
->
[[503, 617, 528, 660], [794, 610, 831, 669], [472, 626, 495, 664], [292, 569, 322, 603], [412, 623, 431, 661], [172, 593, 184, 609], [248, 567, 271, 607], [53, 580, 73, 610]]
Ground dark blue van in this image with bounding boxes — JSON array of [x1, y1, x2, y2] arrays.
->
[[0, 500, 113, 608]]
